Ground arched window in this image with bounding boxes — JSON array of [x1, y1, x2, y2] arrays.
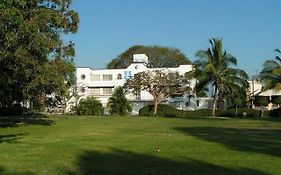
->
[[117, 74, 122, 80]]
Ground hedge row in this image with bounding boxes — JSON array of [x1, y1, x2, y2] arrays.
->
[[219, 108, 261, 117], [139, 104, 215, 117], [264, 108, 281, 117], [139, 104, 281, 118]]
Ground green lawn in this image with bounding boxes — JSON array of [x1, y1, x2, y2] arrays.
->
[[0, 115, 281, 175]]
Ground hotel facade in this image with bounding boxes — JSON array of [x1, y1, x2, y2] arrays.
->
[[66, 54, 212, 114]]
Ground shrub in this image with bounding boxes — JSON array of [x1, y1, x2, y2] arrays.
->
[[219, 108, 261, 117], [72, 97, 104, 116], [184, 109, 214, 117], [139, 104, 214, 117], [0, 104, 28, 115], [264, 108, 281, 117], [139, 104, 182, 117], [139, 105, 264, 118]]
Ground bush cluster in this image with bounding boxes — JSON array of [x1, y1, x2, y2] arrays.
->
[[139, 104, 281, 118], [0, 104, 28, 115], [219, 108, 261, 117], [71, 97, 104, 116], [139, 104, 182, 117], [264, 108, 281, 117], [139, 104, 215, 117]]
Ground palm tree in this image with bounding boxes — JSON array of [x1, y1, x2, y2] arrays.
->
[[260, 49, 281, 91], [77, 97, 104, 116], [194, 38, 249, 116], [107, 86, 132, 116]]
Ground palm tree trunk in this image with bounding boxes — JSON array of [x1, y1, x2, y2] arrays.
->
[[212, 86, 218, 116]]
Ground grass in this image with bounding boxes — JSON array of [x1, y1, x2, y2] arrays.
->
[[0, 115, 281, 175]]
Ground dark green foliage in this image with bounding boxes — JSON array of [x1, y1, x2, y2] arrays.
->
[[186, 109, 214, 117], [0, 0, 79, 113], [72, 97, 104, 116], [264, 108, 281, 117], [107, 86, 132, 116], [254, 96, 269, 106], [0, 104, 28, 115], [272, 96, 281, 104], [219, 108, 261, 117], [139, 104, 215, 117], [139, 104, 181, 117], [107, 45, 191, 69], [139, 105, 267, 118]]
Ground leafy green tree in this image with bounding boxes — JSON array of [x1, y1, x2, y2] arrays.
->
[[194, 38, 249, 116], [107, 86, 132, 116], [260, 49, 281, 91], [107, 45, 191, 69], [126, 70, 190, 115], [0, 0, 78, 112], [73, 97, 104, 116]]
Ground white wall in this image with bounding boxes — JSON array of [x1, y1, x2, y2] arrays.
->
[[68, 54, 199, 114]]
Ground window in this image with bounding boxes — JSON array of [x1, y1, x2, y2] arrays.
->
[[103, 88, 113, 95], [91, 74, 100, 81], [103, 74, 112, 81], [135, 90, 141, 100], [89, 88, 100, 95], [117, 74, 122, 80]]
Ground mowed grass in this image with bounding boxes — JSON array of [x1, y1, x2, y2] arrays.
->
[[0, 115, 281, 175]]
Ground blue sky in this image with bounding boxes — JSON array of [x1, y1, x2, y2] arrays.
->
[[65, 0, 281, 76]]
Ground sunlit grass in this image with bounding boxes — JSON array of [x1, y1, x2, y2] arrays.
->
[[0, 115, 280, 175]]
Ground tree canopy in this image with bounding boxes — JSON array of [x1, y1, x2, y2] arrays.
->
[[126, 70, 190, 115], [194, 38, 249, 116], [0, 0, 79, 113], [107, 45, 191, 69], [260, 49, 281, 91]]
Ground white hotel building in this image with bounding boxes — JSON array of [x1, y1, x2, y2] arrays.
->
[[67, 54, 212, 114]]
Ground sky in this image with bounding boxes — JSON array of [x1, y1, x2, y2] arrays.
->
[[64, 0, 281, 77]]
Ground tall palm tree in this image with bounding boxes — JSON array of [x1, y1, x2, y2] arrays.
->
[[194, 38, 249, 116], [260, 49, 281, 91]]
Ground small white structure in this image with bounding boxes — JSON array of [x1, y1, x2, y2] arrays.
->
[[248, 79, 281, 110], [67, 54, 212, 114]]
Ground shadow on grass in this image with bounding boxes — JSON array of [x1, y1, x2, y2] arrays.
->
[[0, 133, 25, 144], [0, 166, 34, 175], [175, 127, 281, 158], [66, 149, 267, 175], [0, 114, 54, 127]]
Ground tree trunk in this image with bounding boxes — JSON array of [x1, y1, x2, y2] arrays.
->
[[153, 99, 158, 116], [212, 86, 218, 116], [235, 105, 238, 117]]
